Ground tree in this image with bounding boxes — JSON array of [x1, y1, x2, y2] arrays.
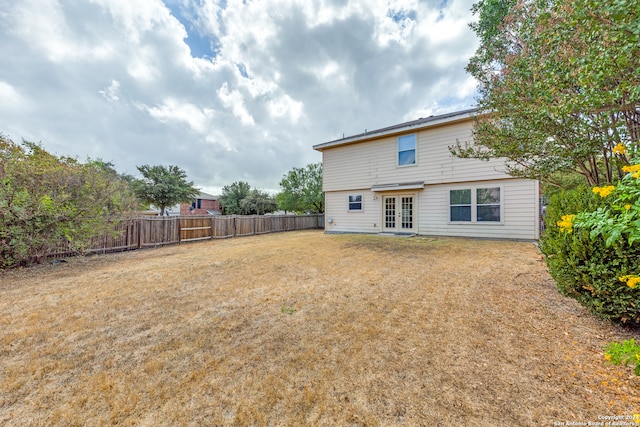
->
[[277, 163, 324, 213], [219, 181, 277, 215], [219, 181, 251, 215], [131, 165, 199, 215], [455, 0, 640, 187], [241, 189, 278, 215], [0, 135, 138, 267]]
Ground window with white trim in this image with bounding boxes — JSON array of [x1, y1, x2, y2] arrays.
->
[[449, 187, 502, 223], [348, 194, 363, 211], [449, 189, 471, 221], [398, 134, 416, 166], [476, 187, 501, 222]]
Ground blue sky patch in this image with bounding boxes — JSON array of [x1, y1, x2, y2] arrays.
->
[[163, 0, 218, 58], [388, 9, 417, 23]]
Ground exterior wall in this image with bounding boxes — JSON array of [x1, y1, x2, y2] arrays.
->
[[322, 120, 509, 193], [320, 117, 540, 240], [180, 198, 220, 215], [324, 189, 381, 234], [417, 178, 539, 240], [323, 178, 539, 240]]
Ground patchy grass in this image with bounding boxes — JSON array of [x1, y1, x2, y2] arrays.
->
[[0, 230, 638, 426]]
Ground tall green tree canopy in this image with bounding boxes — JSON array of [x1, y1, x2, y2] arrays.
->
[[219, 181, 251, 215], [132, 165, 199, 215], [219, 181, 277, 215], [0, 135, 138, 268], [277, 163, 324, 214], [241, 189, 278, 215], [455, 0, 640, 186]]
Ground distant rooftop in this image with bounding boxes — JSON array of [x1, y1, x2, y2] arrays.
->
[[195, 192, 218, 200]]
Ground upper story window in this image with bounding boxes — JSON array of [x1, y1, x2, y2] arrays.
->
[[398, 134, 416, 166]]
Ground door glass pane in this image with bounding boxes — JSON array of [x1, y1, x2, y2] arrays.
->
[[401, 197, 413, 229], [385, 197, 396, 228]]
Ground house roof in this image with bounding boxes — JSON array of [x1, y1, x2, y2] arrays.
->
[[313, 108, 478, 151], [195, 192, 218, 200]]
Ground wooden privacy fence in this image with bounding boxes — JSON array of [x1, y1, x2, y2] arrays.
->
[[47, 214, 324, 258]]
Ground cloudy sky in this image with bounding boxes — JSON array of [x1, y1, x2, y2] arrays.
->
[[0, 0, 478, 195]]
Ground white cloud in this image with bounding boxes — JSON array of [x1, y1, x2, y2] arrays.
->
[[99, 80, 121, 102], [0, 0, 478, 193], [0, 81, 29, 111], [217, 82, 255, 126], [140, 97, 215, 135], [268, 94, 303, 123]]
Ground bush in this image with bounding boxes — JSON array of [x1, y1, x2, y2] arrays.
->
[[539, 185, 640, 325], [0, 135, 138, 268]]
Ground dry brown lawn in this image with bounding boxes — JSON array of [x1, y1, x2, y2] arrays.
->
[[1, 230, 638, 426]]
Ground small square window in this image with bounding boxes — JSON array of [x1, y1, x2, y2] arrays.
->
[[348, 194, 363, 211], [398, 134, 416, 166]]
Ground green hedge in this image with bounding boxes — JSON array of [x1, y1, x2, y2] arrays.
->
[[539, 186, 640, 325]]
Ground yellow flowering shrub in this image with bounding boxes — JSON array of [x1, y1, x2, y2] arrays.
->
[[556, 214, 575, 233], [623, 164, 640, 179], [620, 275, 640, 289], [592, 185, 615, 197], [613, 143, 627, 155], [540, 158, 640, 329]]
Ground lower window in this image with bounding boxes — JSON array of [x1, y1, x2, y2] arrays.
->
[[348, 194, 363, 211], [449, 187, 501, 223]]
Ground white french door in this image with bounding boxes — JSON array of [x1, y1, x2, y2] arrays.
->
[[382, 195, 415, 232]]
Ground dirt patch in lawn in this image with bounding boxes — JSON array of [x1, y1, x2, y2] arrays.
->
[[1, 231, 638, 426]]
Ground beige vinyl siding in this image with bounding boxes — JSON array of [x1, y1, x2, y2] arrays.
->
[[417, 179, 539, 240], [322, 120, 510, 192], [324, 190, 382, 233]]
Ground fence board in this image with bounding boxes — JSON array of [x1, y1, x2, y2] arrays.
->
[[43, 214, 323, 260], [140, 217, 180, 248], [180, 217, 213, 241], [212, 216, 235, 238]]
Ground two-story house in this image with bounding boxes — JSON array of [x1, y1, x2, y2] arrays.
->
[[313, 108, 540, 240], [180, 192, 221, 215]]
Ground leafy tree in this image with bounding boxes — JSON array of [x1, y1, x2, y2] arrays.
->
[[277, 163, 324, 213], [219, 181, 277, 215], [219, 181, 251, 215], [241, 189, 278, 215], [131, 165, 199, 215], [0, 135, 138, 268], [455, 0, 640, 186]]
